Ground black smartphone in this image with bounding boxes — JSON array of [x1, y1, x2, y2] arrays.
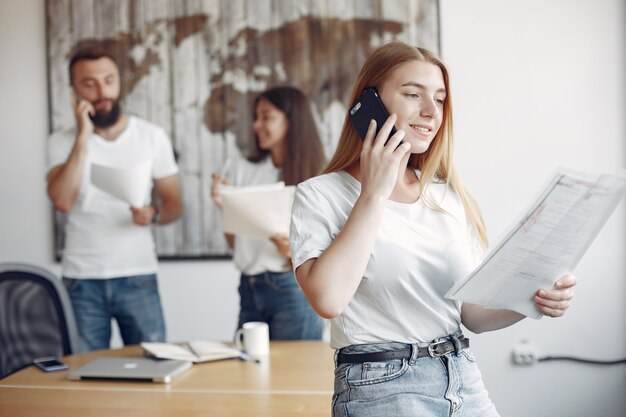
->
[[33, 356, 69, 372], [349, 87, 398, 142]]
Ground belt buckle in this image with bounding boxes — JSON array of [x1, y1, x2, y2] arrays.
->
[[427, 340, 447, 358]]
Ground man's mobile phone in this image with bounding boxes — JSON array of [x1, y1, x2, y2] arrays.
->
[[33, 356, 69, 372], [349, 87, 398, 142]]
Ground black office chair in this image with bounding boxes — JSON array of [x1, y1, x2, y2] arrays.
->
[[0, 262, 80, 379]]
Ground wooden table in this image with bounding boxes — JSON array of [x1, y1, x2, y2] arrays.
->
[[0, 341, 335, 417]]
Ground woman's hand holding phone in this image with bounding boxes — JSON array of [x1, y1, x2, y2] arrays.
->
[[359, 114, 410, 202]]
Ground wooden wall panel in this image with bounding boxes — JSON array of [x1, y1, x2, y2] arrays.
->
[[47, 0, 440, 259]]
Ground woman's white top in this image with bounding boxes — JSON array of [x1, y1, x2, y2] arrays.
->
[[230, 157, 290, 275], [290, 171, 483, 349]]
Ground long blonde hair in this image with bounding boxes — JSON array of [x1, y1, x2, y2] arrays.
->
[[324, 41, 488, 248]]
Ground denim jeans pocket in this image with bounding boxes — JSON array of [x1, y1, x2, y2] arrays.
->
[[346, 359, 409, 387], [266, 272, 298, 292], [127, 274, 158, 290]]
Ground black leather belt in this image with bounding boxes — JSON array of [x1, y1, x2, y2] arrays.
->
[[337, 337, 470, 364]]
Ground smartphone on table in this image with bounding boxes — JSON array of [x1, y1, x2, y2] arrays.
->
[[33, 356, 69, 372], [348, 87, 398, 142]]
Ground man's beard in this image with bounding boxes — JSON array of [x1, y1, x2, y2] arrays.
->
[[90, 99, 122, 128]]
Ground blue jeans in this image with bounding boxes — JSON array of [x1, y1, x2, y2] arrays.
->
[[238, 271, 323, 340], [332, 332, 500, 417], [63, 274, 166, 351]]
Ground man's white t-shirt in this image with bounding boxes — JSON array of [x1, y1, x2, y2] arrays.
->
[[47, 116, 179, 279], [229, 157, 290, 275], [290, 171, 483, 349]]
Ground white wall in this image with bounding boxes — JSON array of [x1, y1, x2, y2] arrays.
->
[[440, 1, 626, 416], [0, 1, 624, 416]]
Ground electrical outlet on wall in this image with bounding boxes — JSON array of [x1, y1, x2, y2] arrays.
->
[[512, 339, 539, 365]]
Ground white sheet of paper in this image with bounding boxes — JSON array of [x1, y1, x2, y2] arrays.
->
[[221, 182, 295, 239], [90, 161, 152, 208], [446, 168, 625, 319]]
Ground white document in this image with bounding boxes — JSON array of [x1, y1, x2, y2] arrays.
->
[[221, 182, 295, 239], [446, 168, 625, 319], [90, 161, 152, 208]]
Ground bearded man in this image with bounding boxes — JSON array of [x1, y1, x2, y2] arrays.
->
[[47, 43, 181, 351]]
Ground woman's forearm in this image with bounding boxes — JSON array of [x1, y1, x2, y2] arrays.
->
[[295, 194, 385, 319]]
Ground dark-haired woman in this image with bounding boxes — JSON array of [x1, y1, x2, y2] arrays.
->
[[212, 86, 325, 340]]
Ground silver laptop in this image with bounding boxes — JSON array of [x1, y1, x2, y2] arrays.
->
[[68, 357, 192, 383]]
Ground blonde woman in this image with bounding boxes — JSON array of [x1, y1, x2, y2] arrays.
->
[[290, 42, 577, 416]]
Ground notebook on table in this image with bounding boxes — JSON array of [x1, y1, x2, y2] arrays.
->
[[141, 341, 242, 363], [68, 357, 192, 383]]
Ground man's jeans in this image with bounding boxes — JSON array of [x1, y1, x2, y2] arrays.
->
[[63, 274, 166, 351]]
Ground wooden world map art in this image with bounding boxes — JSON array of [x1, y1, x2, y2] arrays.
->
[[47, 0, 440, 258]]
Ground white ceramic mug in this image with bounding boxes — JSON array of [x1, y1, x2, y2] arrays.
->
[[235, 321, 270, 357]]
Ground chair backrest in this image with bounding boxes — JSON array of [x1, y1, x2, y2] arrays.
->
[[0, 262, 80, 379]]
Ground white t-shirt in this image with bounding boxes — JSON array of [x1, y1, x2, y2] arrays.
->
[[47, 116, 179, 279], [290, 171, 483, 349], [229, 157, 290, 275]]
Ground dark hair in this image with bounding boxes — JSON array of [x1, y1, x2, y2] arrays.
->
[[68, 42, 118, 84], [248, 86, 326, 185]]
